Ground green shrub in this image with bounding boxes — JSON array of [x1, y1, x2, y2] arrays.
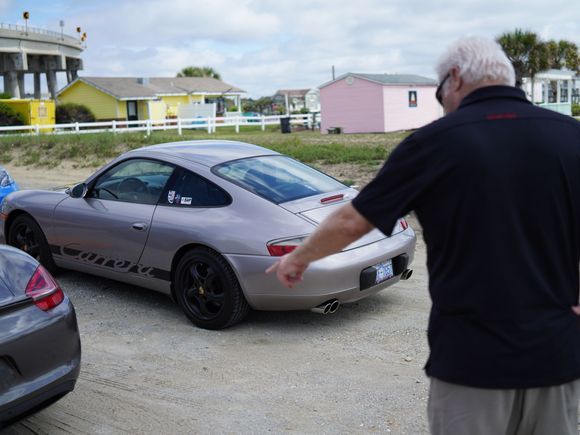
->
[[0, 92, 12, 99], [0, 103, 25, 126], [56, 103, 96, 124], [572, 103, 580, 117], [227, 105, 238, 112]]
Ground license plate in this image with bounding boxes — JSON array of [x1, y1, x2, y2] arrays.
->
[[374, 259, 394, 285]]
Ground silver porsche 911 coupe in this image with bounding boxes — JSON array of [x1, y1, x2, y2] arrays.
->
[[0, 140, 416, 330]]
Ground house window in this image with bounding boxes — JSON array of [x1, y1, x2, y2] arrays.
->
[[548, 82, 557, 103], [408, 91, 418, 108], [560, 82, 569, 103]]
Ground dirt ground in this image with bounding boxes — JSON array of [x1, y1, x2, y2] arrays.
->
[[5, 162, 580, 434], [4, 162, 434, 434]]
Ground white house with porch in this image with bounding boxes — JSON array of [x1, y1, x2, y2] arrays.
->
[[522, 69, 575, 115]]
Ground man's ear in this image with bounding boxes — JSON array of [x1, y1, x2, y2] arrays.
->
[[450, 67, 462, 92]]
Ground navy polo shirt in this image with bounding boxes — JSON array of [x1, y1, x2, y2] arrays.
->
[[352, 86, 580, 389]]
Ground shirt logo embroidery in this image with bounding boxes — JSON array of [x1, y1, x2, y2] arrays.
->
[[486, 113, 518, 120]]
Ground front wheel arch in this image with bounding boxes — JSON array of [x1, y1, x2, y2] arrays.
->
[[4, 210, 30, 241], [6, 212, 59, 274]]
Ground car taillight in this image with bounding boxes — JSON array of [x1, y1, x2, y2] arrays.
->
[[267, 237, 306, 256], [400, 218, 409, 230], [25, 265, 64, 311]]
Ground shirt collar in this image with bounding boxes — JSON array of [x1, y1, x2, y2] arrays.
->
[[458, 85, 530, 109]]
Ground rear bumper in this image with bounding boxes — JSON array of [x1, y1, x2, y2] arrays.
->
[[0, 378, 77, 429], [226, 227, 416, 310], [0, 298, 81, 426]]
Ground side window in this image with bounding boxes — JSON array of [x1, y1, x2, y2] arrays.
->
[[89, 159, 175, 205], [161, 168, 230, 207]]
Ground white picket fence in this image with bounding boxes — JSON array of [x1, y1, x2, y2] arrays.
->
[[0, 114, 317, 137]]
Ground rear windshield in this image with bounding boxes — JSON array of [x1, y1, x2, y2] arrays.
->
[[213, 155, 346, 204]]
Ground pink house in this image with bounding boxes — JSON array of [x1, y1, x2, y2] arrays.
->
[[319, 73, 443, 134]]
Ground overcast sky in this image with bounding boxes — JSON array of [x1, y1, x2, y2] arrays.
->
[[2, 0, 579, 97]]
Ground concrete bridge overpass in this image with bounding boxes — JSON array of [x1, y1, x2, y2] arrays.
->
[[0, 23, 84, 99]]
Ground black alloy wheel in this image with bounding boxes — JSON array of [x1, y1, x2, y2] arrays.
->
[[8, 214, 58, 274], [175, 247, 249, 330]]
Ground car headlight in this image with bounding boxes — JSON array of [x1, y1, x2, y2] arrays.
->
[[0, 170, 14, 187]]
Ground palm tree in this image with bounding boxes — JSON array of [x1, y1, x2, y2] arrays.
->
[[497, 30, 549, 86], [546, 40, 580, 73], [497, 29, 550, 101], [176, 66, 222, 80]]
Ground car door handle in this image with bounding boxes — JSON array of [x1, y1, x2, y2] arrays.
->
[[132, 223, 148, 231]]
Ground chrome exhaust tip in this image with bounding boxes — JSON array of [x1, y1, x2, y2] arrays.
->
[[311, 299, 340, 314], [400, 269, 413, 280], [328, 299, 340, 314]]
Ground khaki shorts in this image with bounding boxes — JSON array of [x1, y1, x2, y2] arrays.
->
[[428, 377, 580, 435]]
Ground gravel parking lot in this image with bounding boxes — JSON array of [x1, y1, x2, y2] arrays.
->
[[5, 164, 580, 435], [6, 229, 431, 435], [4, 165, 433, 434]]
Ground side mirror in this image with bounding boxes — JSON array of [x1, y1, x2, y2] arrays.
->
[[69, 183, 87, 198]]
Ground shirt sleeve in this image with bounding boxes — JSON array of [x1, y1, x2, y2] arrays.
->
[[352, 133, 440, 235]]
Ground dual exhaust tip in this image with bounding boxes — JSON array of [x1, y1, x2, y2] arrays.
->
[[311, 299, 340, 315], [310, 269, 413, 315]]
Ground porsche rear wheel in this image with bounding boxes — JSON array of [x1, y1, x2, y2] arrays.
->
[[174, 247, 249, 330], [8, 214, 58, 274]]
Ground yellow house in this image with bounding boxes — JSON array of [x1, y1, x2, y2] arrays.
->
[[56, 77, 245, 121]]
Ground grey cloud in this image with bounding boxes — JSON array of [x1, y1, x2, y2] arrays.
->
[[71, 0, 579, 97]]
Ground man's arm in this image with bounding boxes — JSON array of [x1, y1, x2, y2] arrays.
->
[[266, 202, 374, 288]]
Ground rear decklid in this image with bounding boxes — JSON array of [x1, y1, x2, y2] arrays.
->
[[0, 246, 37, 307], [0, 280, 15, 307], [280, 189, 401, 250]]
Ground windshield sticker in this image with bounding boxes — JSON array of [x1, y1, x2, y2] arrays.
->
[[167, 190, 176, 204], [181, 197, 192, 205]]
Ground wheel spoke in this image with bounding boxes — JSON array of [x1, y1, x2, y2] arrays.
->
[[189, 264, 207, 288], [184, 286, 198, 301], [197, 299, 213, 317], [15, 231, 27, 249], [14, 225, 38, 256], [179, 260, 226, 321]]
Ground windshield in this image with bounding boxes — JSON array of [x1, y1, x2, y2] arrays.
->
[[213, 155, 346, 204]]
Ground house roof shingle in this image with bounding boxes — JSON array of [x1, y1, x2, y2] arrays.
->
[[58, 76, 245, 100], [319, 73, 437, 89]]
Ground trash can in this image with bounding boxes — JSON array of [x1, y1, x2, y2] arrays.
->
[[280, 117, 291, 134]]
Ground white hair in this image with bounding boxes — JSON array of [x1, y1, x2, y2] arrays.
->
[[436, 36, 516, 87]]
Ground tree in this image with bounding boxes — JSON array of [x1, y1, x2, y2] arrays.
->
[[545, 39, 580, 73], [55, 103, 96, 124], [242, 96, 274, 114], [0, 103, 24, 126], [176, 66, 222, 80], [496, 29, 549, 88]]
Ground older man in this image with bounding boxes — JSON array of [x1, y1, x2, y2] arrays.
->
[[268, 37, 580, 434]]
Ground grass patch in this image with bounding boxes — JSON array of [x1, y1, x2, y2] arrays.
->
[[0, 129, 411, 168]]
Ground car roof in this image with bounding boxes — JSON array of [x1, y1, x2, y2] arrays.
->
[[132, 140, 280, 167]]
